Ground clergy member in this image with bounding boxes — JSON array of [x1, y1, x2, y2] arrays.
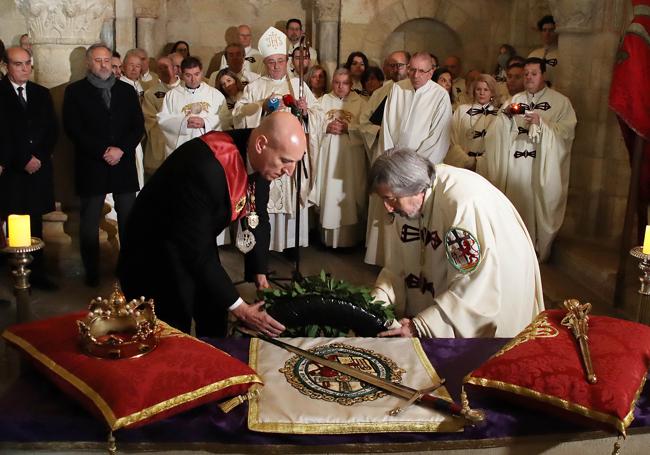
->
[[371, 149, 544, 338], [219, 24, 263, 74], [118, 112, 305, 337], [359, 50, 410, 266], [233, 26, 321, 252], [382, 52, 452, 166], [528, 15, 558, 88], [312, 68, 367, 248], [142, 56, 180, 178], [484, 57, 576, 261], [158, 56, 227, 159], [209, 43, 260, 88]]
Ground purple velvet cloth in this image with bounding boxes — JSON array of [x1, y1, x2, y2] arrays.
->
[[0, 338, 648, 447]]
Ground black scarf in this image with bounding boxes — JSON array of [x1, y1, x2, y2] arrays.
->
[[86, 71, 116, 108]]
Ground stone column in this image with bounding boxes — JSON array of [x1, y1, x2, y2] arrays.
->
[[16, 0, 112, 88], [115, 0, 136, 57], [15, 0, 112, 245], [548, 0, 629, 242], [100, 16, 116, 50], [136, 16, 157, 58], [315, 0, 341, 80]]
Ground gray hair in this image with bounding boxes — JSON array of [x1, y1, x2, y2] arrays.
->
[[86, 42, 112, 60], [368, 149, 435, 196], [332, 67, 351, 79]]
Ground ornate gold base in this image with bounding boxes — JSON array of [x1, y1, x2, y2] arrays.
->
[[1, 237, 45, 323]]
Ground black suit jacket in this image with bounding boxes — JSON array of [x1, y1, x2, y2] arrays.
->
[[62, 77, 144, 196], [0, 78, 57, 216], [117, 129, 270, 319]]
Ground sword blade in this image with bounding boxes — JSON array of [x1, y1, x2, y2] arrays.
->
[[258, 335, 463, 417]]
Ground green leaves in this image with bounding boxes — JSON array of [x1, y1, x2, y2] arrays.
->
[[261, 270, 395, 337]]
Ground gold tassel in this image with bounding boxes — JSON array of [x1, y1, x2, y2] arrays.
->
[[218, 387, 260, 413], [611, 434, 625, 455]]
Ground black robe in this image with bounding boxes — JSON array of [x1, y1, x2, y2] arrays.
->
[[117, 129, 270, 336]]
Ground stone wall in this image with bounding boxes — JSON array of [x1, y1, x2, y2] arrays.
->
[[1, 0, 635, 247], [0, 0, 28, 47]]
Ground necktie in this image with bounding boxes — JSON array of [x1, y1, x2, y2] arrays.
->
[[17, 86, 27, 109]]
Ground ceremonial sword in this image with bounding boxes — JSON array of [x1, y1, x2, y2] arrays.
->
[[254, 333, 484, 423]]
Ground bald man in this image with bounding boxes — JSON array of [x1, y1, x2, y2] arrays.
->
[[118, 112, 306, 337]]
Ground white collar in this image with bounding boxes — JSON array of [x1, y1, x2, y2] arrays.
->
[[9, 79, 26, 91]]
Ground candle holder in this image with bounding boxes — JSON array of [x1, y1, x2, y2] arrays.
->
[[629, 246, 650, 326], [1, 237, 44, 323]]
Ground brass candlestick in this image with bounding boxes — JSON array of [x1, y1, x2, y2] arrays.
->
[[1, 237, 44, 323], [630, 246, 650, 325]]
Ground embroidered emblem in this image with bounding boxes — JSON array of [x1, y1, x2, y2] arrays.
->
[[181, 101, 210, 115], [326, 109, 353, 123], [444, 227, 481, 273], [492, 313, 559, 358], [399, 225, 441, 250], [517, 126, 529, 135], [235, 196, 246, 214], [472, 129, 487, 139], [245, 56, 256, 63], [405, 273, 435, 297], [154, 91, 166, 99], [529, 101, 551, 111], [280, 343, 405, 406]]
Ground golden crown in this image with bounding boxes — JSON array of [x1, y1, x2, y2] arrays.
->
[[77, 283, 158, 359]]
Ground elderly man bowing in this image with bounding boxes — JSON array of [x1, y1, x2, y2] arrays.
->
[[118, 112, 305, 337], [372, 150, 544, 338]]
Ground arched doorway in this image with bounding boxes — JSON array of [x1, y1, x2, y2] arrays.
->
[[382, 18, 462, 64]]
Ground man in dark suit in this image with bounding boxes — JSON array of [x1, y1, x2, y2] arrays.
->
[[0, 46, 58, 290], [63, 43, 144, 287], [118, 112, 304, 337]]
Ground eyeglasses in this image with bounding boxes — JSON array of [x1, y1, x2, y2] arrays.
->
[[388, 63, 406, 69], [408, 67, 432, 75]]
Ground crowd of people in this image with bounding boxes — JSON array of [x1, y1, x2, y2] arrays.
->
[[0, 15, 574, 338]]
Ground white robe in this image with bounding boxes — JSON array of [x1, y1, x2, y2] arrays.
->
[[528, 46, 559, 88], [142, 78, 180, 175], [220, 46, 264, 74], [444, 103, 498, 172], [484, 87, 576, 261], [157, 82, 227, 158], [358, 80, 395, 266], [157, 82, 230, 245], [119, 77, 145, 189], [287, 43, 319, 73], [311, 92, 367, 247], [372, 165, 544, 338], [232, 75, 322, 251], [382, 79, 452, 165]]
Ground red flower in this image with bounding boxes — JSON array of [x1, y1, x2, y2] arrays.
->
[[282, 94, 296, 107]]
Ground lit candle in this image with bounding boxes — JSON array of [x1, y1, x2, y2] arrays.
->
[[643, 225, 650, 255], [8, 215, 31, 247]]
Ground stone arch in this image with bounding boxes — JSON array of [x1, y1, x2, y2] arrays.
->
[[360, 0, 492, 71], [382, 18, 462, 64]]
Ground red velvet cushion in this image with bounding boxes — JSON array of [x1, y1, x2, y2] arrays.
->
[[464, 310, 650, 434], [2, 312, 262, 430]]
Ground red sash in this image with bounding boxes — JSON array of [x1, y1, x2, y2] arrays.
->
[[200, 131, 248, 222]]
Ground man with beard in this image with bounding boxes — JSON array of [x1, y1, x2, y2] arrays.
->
[[370, 149, 543, 338], [63, 43, 144, 287]]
